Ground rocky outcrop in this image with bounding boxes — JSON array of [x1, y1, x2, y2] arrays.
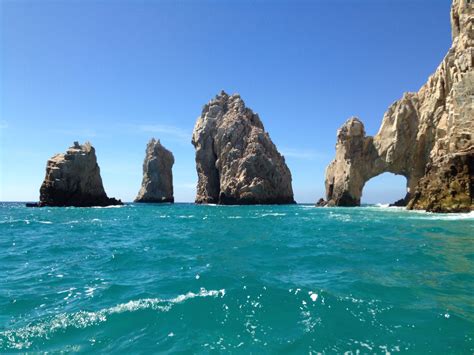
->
[[192, 91, 295, 205], [315, 198, 328, 207], [135, 138, 174, 203], [407, 151, 473, 212], [325, 0, 473, 213], [39, 142, 122, 207], [389, 193, 410, 207]]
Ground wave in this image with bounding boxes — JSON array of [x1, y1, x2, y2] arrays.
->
[[257, 213, 287, 217], [0, 288, 225, 350], [0, 219, 54, 225], [407, 210, 474, 220], [364, 204, 474, 220]]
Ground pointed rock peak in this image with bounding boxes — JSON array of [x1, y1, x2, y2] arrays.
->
[[211, 91, 244, 106], [192, 93, 295, 205], [135, 139, 174, 203], [148, 137, 162, 147], [68, 141, 93, 154], [338, 117, 365, 138]]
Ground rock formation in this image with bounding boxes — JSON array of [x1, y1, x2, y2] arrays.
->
[[192, 91, 295, 204], [135, 138, 174, 203], [316, 198, 328, 207], [39, 142, 122, 207], [324, 0, 473, 213]]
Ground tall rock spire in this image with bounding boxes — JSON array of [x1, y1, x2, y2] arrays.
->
[[135, 138, 174, 203], [192, 91, 295, 205]]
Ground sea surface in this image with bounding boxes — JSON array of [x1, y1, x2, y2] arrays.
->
[[0, 202, 473, 353]]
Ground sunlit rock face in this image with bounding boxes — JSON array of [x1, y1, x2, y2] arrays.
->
[[135, 138, 174, 203], [192, 91, 295, 205], [39, 142, 122, 207], [325, 0, 473, 213]]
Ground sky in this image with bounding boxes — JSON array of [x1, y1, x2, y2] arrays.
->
[[0, 0, 452, 203]]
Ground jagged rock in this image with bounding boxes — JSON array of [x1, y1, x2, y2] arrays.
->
[[389, 193, 411, 207], [407, 151, 473, 212], [39, 142, 122, 207], [135, 138, 174, 203], [192, 91, 295, 205], [325, 0, 473, 213], [315, 198, 328, 207]]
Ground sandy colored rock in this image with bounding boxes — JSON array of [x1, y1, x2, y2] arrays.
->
[[192, 91, 295, 205], [39, 142, 122, 207], [325, 0, 473, 212], [135, 138, 174, 203]]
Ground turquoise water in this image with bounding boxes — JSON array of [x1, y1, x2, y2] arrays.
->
[[1, 202, 473, 353]]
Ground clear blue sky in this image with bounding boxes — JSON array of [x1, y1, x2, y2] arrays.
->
[[0, 0, 452, 203]]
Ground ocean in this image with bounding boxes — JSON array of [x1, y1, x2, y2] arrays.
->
[[0, 202, 473, 353]]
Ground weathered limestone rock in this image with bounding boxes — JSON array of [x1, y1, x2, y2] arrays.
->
[[325, 0, 473, 212], [192, 91, 295, 204], [407, 151, 473, 212], [135, 138, 174, 203], [39, 142, 122, 207]]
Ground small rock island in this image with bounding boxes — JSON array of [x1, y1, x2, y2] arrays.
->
[[192, 91, 295, 205], [37, 142, 122, 207], [135, 138, 174, 203], [323, 0, 473, 213]]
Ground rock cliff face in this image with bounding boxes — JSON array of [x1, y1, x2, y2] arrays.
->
[[192, 91, 295, 204], [39, 142, 122, 207], [325, 0, 473, 212], [135, 138, 174, 203]]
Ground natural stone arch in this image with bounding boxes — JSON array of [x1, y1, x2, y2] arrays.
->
[[325, 105, 420, 207], [324, 0, 473, 213]]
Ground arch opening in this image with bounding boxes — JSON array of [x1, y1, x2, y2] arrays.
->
[[361, 172, 408, 206]]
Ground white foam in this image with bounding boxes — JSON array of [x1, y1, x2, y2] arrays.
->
[[0, 288, 225, 350], [85, 287, 96, 297], [412, 210, 474, 220], [363, 205, 474, 220]]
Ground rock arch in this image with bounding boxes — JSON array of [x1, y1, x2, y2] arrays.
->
[[324, 0, 473, 212]]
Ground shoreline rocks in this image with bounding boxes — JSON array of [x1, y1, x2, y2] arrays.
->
[[389, 193, 411, 207], [315, 198, 328, 207], [324, 0, 473, 213], [192, 91, 295, 205], [37, 142, 122, 207], [135, 138, 174, 203]]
